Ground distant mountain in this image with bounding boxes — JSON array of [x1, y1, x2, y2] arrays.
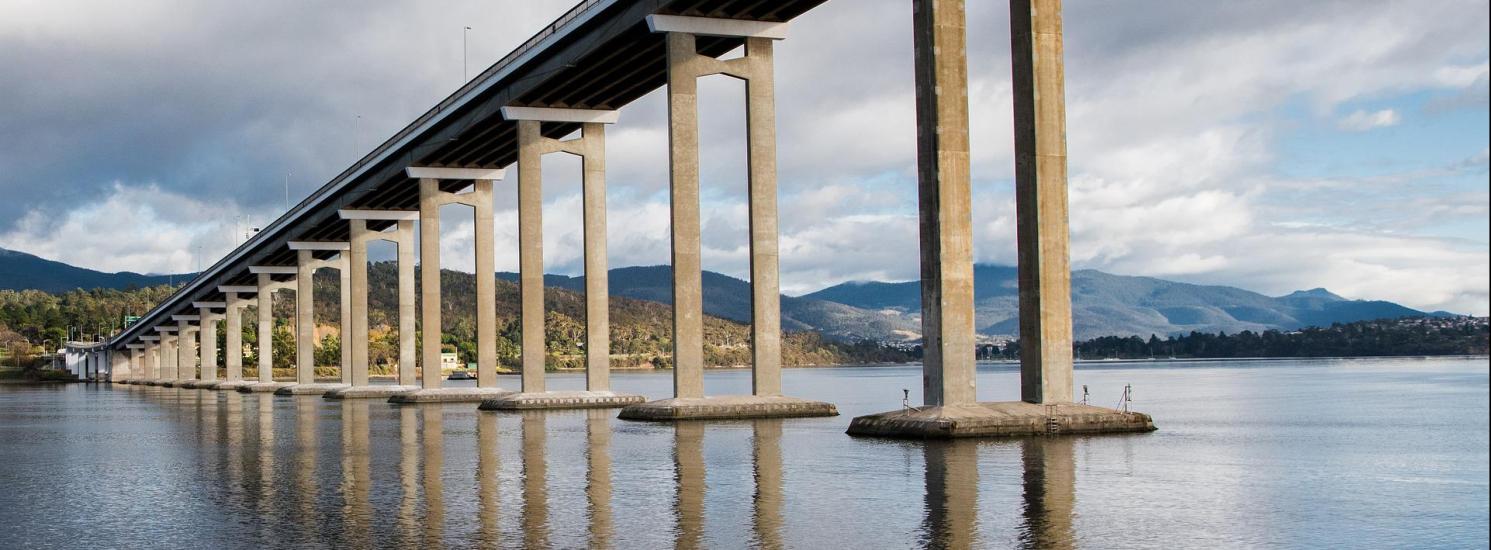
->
[[2, 244, 1448, 343], [497, 266, 919, 341], [0, 247, 193, 293], [802, 265, 1449, 340]]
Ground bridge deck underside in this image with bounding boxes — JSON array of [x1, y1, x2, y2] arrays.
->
[[119, 0, 826, 326]]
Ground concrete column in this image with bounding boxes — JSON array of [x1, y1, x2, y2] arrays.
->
[[581, 123, 611, 391], [661, 31, 783, 399], [744, 36, 782, 397], [296, 250, 317, 385], [339, 253, 352, 385], [348, 220, 372, 387], [1012, 0, 1074, 404], [178, 323, 198, 381], [145, 343, 158, 380], [257, 273, 275, 383], [200, 311, 218, 382], [503, 112, 615, 396], [418, 179, 444, 390], [114, 350, 129, 381], [517, 120, 548, 393], [396, 220, 418, 387], [913, 0, 976, 407], [473, 180, 498, 389], [225, 294, 246, 381], [666, 31, 705, 399], [418, 178, 496, 390], [162, 332, 178, 380], [129, 348, 142, 380]]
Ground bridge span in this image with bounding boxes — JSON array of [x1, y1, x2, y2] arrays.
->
[[109, 0, 1153, 438]]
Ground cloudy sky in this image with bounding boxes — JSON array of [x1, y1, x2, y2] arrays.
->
[[1, 0, 1487, 315]]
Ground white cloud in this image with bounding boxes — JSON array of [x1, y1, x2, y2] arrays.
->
[[1, 0, 1487, 317], [1337, 109, 1402, 131], [0, 183, 269, 275], [1433, 61, 1490, 88]]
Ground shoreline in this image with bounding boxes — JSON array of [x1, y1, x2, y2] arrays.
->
[[351, 354, 1489, 380]]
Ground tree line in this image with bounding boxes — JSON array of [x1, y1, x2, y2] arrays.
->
[[0, 263, 915, 371], [973, 316, 1489, 360]]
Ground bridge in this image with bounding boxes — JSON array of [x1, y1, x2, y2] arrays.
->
[[107, 0, 1154, 438]]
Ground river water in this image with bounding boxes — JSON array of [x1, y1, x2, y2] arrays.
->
[[0, 357, 1486, 549]]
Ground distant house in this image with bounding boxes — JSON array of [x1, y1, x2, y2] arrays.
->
[[440, 352, 461, 372]]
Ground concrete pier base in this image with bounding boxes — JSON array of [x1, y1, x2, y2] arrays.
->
[[323, 385, 421, 400], [141, 379, 168, 386], [478, 390, 646, 411], [387, 387, 512, 404], [177, 380, 217, 389], [275, 383, 352, 396], [618, 395, 838, 421], [846, 402, 1155, 439], [209, 380, 255, 391], [237, 382, 295, 393]]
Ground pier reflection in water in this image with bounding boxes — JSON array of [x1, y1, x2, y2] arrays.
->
[[918, 437, 1078, 550], [3, 359, 1483, 548], [90, 393, 1089, 549], [340, 400, 371, 549]]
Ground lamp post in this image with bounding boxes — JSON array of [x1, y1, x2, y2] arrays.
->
[[463, 26, 473, 83]]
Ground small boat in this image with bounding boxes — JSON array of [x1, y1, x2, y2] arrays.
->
[[447, 370, 475, 381]]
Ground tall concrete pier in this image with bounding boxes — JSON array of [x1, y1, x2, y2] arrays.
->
[[325, 211, 420, 399], [1012, 0, 1075, 405], [847, 0, 1153, 438], [480, 107, 645, 411], [619, 15, 835, 421], [912, 0, 977, 408], [240, 269, 296, 393], [213, 288, 255, 390], [388, 167, 511, 404], [195, 303, 222, 386], [277, 244, 352, 395], [157, 327, 178, 384], [177, 302, 226, 389]]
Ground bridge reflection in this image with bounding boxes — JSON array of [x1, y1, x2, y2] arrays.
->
[[129, 390, 1095, 548], [919, 438, 1078, 550]]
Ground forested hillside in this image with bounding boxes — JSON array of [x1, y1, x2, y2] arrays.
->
[[0, 262, 912, 371]]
